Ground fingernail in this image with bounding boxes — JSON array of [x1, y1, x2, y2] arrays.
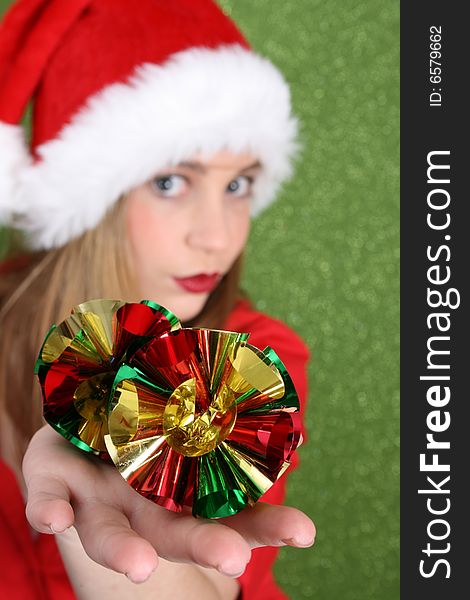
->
[[125, 572, 149, 584], [281, 536, 315, 548], [49, 523, 70, 534], [217, 563, 247, 579]]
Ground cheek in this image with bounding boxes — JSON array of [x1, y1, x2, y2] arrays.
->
[[231, 208, 251, 251], [126, 197, 173, 267]]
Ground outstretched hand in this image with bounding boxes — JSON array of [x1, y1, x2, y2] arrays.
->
[[23, 426, 316, 584]]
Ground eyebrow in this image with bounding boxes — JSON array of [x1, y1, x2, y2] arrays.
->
[[176, 159, 262, 173]]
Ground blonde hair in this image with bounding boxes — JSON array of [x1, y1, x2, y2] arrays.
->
[[0, 197, 245, 464]]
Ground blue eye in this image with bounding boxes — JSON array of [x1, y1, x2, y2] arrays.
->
[[227, 176, 254, 198], [151, 174, 186, 197]]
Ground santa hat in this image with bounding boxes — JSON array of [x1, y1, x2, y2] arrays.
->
[[0, 0, 300, 249]]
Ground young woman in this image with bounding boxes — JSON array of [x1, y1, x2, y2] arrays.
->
[[0, 1, 315, 598]]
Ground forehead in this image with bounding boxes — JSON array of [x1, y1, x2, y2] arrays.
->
[[173, 149, 262, 172]]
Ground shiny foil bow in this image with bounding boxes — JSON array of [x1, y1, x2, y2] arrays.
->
[[35, 299, 302, 518]]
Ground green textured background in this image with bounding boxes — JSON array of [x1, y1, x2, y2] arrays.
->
[[0, 1, 399, 598]]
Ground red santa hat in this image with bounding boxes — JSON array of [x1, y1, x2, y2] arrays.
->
[[0, 0, 300, 249]]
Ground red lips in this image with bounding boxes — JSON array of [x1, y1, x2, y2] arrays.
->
[[173, 273, 221, 293]]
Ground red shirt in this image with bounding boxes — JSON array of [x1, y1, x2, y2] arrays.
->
[[0, 297, 309, 599]]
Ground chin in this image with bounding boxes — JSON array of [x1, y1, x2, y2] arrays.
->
[[176, 298, 209, 322], [143, 293, 207, 323]]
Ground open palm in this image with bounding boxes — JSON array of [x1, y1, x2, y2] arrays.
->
[[23, 425, 316, 583]]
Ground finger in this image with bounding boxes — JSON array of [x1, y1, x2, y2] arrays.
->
[[25, 473, 74, 534], [220, 502, 316, 549], [131, 505, 251, 578], [74, 500, 158, 583]]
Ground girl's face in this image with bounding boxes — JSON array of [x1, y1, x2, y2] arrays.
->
[[126, 149, 262, 321]]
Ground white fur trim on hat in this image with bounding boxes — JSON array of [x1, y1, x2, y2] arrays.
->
[[0, 122, 31, 225], [11, 45, 300, 249]]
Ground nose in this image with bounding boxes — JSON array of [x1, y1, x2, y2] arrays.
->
[[187, 190, 230, 253]]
